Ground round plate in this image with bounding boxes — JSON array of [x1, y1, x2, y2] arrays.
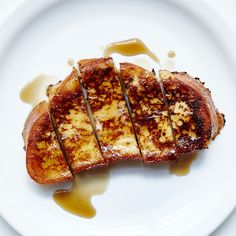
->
[[0, 0, 235, 235]]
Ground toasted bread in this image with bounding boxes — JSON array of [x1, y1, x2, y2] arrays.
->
[[22, 101, 73, 184], [79, 58, 141, 162], [48, 69, 104, 173], [120, 63, 177, 162], [22, 58, 225, 184]]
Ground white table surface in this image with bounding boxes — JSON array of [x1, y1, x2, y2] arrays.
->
[[0, 0, 235, 235]]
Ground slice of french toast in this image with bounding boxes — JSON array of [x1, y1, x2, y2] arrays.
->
[[120, 63, 177, 163], [79, 58, 141, 162], [48, 68, 105, 173], [22, 101, 73, 184], [159, 70, 225, 155]]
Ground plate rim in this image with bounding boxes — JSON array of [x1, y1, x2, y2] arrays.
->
[[0, 0, 235, 235]]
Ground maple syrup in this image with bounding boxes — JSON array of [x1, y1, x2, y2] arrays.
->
[[67, 58, 75, 67], [167, 50, 176, 58], [104, 38, 160, 65], [169, 152, 198, 176], [20, 74, 58, 106], [53, 168, 109, 218]]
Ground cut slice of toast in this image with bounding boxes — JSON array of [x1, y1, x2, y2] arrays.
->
[[48, 69, 105, 173], [120, 63, 177, 163], [79, 58, 141, 162], [22, 101, 73, 184], [159, 70, 225, 155]]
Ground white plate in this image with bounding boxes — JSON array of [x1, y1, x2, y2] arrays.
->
[[0, 0, 236, 235]]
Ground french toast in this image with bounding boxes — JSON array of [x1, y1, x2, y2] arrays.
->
[[159, 70, 225, 155], [22, 57, 225, 184], [22, 101, 73, 184], [120, 63, 177, 163], [79, 58, 141, 162], [48, 68, 105, 173]]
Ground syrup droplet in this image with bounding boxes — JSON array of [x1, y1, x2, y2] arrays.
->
[[169, 152, 198, 176], [167, 50, 176, 58]]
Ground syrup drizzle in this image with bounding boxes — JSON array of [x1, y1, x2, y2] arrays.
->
[[53, 168, 109, 218], [104, 38, 160, 65]]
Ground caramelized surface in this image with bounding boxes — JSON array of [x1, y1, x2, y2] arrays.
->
[[48, 69, 104, 173], [23, 101, 72, 184], [120, 63, 177, 162], [159, 70, 225, 155], [79, 58, 141, 162]]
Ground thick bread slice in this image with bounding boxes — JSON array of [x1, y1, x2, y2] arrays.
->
[[120, 63, 177, 163], [79, 58, 141, 162], [22, 101, 73, 184], [159, 70, 225, 155], [48, 69, 104, 173]]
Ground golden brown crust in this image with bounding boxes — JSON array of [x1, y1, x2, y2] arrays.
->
[[120, 63, 177, 163], [24, 101, 73, 184], [159, 70, 225, 155], [79, 58, 141, 162], [48, 69, 105, 173]]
